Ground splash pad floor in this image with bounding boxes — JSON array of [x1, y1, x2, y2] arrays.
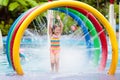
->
[[0, 70, 120, 80]]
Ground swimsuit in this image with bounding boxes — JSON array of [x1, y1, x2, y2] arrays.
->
[[50, 35, 60, 54]]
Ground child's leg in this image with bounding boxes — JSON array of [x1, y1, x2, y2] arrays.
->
[[55, 53, 59, 72], [50, 50, 55, 72]]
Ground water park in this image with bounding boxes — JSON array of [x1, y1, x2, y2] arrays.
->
[[0, 0, 120, 80]]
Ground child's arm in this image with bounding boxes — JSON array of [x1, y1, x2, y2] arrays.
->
[[56, 15, 63, 34], [49, 14, 53, 36]]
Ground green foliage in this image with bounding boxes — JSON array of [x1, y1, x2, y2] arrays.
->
[[8, 2, 19, 11], [0, 0, 40, 36], [39, 0, 48, 2], [0, 0, 9, 6], [0, 21, 11, 36], [114, 3, 119, 24], [17, 0, 28, 7], [10, 0, 39, 12], [25, 0, 39, 7]]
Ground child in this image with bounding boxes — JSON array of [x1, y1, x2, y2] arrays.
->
[[49, 14, 63, 72]]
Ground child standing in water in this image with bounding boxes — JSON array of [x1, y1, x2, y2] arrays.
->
[[49, 14, 63, 72]]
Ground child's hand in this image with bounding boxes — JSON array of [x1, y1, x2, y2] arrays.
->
[[50, 14, 54, 19], [56, 15, 61, 20]]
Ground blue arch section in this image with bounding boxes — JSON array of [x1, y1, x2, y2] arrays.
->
[[6, 7, 37, 67], [6, 7, 36, 67], [6, 13, 24, 67], [53, 8, 92, 48]]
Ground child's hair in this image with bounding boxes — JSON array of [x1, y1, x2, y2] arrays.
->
[[52, 24, 58, 34]]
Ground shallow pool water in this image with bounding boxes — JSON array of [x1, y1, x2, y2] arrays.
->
[[0, 36, 120, 80]]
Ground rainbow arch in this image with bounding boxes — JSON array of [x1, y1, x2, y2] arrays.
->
[[6, 6, 104, 69], [6, 6, 106, 71], [6, 1, 118, 75], [7, 6, 102, 71]]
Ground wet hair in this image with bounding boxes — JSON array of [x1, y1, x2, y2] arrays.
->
[[52, 24, 59, 34]]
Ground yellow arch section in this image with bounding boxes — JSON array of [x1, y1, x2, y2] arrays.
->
[[13, 0, 118, 75]]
